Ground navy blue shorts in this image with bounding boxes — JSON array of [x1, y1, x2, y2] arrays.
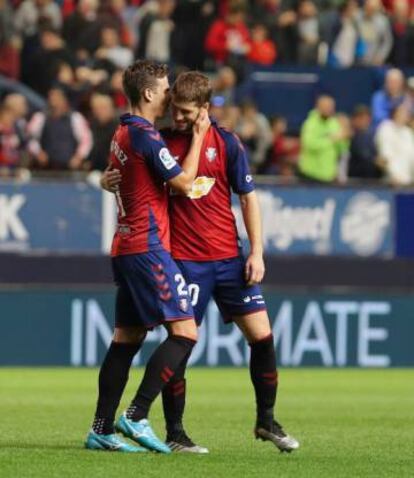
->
[[112, 249, 194, 329], [175, 256, 267, 325]]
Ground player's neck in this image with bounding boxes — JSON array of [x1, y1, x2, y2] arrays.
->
[[130, 106, 156, 125]]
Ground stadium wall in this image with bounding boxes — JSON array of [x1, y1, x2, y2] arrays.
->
[[1, 178, 414, 367]]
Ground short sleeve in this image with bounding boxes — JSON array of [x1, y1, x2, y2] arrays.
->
[[129, 126, 182, 181], [221, 129, 255, 194]]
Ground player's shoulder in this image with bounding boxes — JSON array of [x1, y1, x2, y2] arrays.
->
[[214, 123, 244, 151]]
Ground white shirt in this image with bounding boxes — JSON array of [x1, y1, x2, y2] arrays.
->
[[375, 120, 414, 185]]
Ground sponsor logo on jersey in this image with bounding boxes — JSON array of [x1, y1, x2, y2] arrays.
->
[[159, 148, 177, 170], [187, 176, 216, 199], [205, 147, 217, 162], [179, 298, 189, 312]]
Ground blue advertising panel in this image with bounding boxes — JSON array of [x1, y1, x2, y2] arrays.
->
[[233, 187, 394, 257], [0, 181, 103, 253], [0, 288, 413, 367]]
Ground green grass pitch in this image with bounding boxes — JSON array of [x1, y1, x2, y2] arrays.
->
[[1, 368, 413, 478]]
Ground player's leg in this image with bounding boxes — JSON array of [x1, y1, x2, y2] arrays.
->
[[214, 256, 299, 452], [233, 311, 298, 452], [162, 260, 213, 453], [85, 286, 148, 452], [114, 250, 198, 453]]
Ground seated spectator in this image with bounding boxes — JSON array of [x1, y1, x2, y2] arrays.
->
[[371, 68, 407, 128], [297, 0, 320, 65], [356, 0, 393, 66], [375, 103, 414, 186], [94, 26, 133, 71], [259, 116, 299, 176], [248, 23, 277, 65], [205, 3, 251, 66], [235, 100, 273, 170], [27, 86, 92, 170], [348, 105, 383, 179], [87, 93, 118, 171], [298, 95, 348, 182]]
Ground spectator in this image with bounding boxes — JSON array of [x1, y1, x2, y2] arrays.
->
[[211, 65, 237, 105], [375, 103, 414, 185], [371, 68, 406, 128], [329, 0, 360, 67], [2, 93, 29, 149], [25, 27, 74, 96], [87, 93, 118, 171], [259, 115, 299, 175], [136, 0, 177, 63], [297, 0, 320, 65], [236, 100, 273, 169], [356, 0, 393, 66], [14, 0, 62, 38], [94, 26, 133, 70], [0, 0, 20, 79], [109, 68, 128, 112], [27, 86, 92, 170], [205, 3, 251, 66], [62, 0, 102, 61], [348, 105, 383, 179], [248, 23, 277, 65], [298, 95, 348, 182], [172, 0, 216, 69], [0, 101, 28, 175], [388, 0, 412, 66]]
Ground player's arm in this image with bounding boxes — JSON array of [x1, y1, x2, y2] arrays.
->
[[239, 191, 265, 286], [167, 108, 210, 195], [223, 129, 264, 285]]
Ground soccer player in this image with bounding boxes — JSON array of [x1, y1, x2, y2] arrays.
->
[[85, 60, 210, 453], [103, 71, 299, 454]]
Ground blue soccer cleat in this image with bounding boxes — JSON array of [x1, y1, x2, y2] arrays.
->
[[85, 430, 148, 452], [115, 413, 171, 454]]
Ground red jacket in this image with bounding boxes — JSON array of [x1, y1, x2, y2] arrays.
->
[[205, 19, 250, 62], [248, 39, 277, 65]]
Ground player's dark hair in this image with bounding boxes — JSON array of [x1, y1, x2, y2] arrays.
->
[[171, 71, 212, 107], [122, 60, 169, 107]]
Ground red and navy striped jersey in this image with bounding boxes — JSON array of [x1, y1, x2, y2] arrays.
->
[[162, 120, 255, 261], [110, 113, 182, 256]]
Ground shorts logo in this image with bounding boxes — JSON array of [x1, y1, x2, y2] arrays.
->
[[187, 176, 216, 199], [243, 296, 251, 303], [159, 148, 177, 170], [206, 147, 217, 162], [245, 174, 252, 183], [179, 298, 189, 312]]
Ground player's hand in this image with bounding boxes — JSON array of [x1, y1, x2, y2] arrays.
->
[[245, 253, 265, 286], [193, 108, 210, 137], [101, 167, 121, 192]]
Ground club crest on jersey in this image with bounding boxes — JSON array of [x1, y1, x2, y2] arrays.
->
[[159, 148, 177, 170], [205, 147, 217, 162], [179, 298, 189, 312], [187, 176, 216, 199]]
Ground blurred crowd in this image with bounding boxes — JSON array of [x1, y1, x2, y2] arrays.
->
[[1, 0, 414, 186]]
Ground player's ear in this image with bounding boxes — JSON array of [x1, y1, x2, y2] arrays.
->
[[143, 87, 153, 103]]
